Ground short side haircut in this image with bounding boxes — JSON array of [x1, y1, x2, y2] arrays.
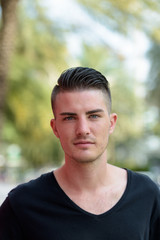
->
[[51, 67, 112, 115]]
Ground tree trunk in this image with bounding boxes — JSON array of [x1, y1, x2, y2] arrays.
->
[[0, 0, 19, 138]]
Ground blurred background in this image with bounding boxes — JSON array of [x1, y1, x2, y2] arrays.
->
[[0, 0, 160, 203]]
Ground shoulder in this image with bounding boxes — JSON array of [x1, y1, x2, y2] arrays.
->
[[128, 169, 157, 186], [8, 171, 54, 207], [127, 169, 160, 198]]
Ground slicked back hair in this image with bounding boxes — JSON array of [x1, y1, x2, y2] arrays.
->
[[51, 67, 112, 115]]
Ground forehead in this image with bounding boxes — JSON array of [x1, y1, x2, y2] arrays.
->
[[54, 89, 109, 114]]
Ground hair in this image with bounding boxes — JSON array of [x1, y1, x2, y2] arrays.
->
[[51, 67, 112, 115]]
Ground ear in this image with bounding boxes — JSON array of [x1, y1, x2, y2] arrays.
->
[[50, 119, 59, 138], [109, 113, 117, 134]]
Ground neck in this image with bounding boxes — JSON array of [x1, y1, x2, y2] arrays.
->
[[55, 151, 112, 192]]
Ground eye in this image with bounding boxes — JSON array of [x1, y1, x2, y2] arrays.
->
[[63, 116, 76, 121], [89, 114, 100, 119]]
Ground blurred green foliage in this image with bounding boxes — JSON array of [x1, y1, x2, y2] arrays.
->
[[1, 1, 68, 167]]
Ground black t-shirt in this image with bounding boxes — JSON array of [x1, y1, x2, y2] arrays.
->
[[0, 169, 160, 240]]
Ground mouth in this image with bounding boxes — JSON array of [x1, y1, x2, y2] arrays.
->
[[73, 141, 94, 147]]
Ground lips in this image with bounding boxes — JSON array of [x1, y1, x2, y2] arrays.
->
[[73, 141, 94, 146]]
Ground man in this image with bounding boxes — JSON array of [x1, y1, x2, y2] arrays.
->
[[0, 67, 160, 239]]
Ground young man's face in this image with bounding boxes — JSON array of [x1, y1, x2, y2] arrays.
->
[[50, 89, 117, 164]]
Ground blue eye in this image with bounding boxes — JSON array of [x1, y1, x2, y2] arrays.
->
[[63, 116, 75, 121], [89, 114, 99, 119]]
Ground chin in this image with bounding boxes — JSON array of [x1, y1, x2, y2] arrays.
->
[[72, 154, 98, 164]]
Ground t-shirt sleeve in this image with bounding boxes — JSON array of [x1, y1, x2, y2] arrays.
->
[[149, 186, 160, 240], [0, 197, 23, 240]]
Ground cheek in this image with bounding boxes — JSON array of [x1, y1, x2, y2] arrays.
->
[[57, 127, 73, 143], [98, 124, 110, 143], [96, 121, 110, 135], [57, 133, 69, 152]]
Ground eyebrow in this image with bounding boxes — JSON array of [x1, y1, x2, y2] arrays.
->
[[59, 109, 104, 116], [60, 112, 77, 116], [86, 109, 104, 115]]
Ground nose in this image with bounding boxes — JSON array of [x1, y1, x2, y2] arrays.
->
[[75, 118, 90, 137]]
